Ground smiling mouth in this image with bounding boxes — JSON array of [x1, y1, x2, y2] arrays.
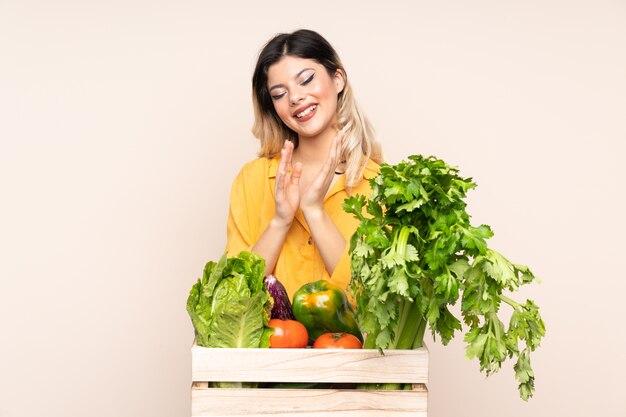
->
[[295, 105, 317, 119]]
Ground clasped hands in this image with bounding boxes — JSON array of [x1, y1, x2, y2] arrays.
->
[[273, 131, 344, 228]]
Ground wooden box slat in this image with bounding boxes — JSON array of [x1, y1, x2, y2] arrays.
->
[[191, 346, 429, 416], [191, 385, 428, 417], [191, 346, 429, 384]]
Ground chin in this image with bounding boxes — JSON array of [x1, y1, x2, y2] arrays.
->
[[296, 128, 326, 139], [293, 122, 332, 139]]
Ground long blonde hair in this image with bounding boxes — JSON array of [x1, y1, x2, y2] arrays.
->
[[251, 29, 383, 188]]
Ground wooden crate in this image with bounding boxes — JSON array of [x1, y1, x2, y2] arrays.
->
[[191, 345, 429, 417]]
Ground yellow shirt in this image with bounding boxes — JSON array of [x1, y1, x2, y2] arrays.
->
[[225, 156, 379, 300]]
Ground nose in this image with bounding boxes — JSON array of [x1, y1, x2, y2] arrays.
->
[[289, 89, 305, 105]]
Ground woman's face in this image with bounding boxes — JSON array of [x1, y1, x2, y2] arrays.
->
[[266, 56, 344, 141]]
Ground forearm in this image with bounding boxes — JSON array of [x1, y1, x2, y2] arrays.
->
[[251, 217, 292, 275], [303, 209, 346, 275]]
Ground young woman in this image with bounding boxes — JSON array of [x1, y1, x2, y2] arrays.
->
[[226, 29, 383, 299]]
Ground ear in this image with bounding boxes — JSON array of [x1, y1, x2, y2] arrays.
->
[[334, 69, 346, 94]]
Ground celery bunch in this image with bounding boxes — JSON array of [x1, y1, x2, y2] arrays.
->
[[343, 155, 545, 400]]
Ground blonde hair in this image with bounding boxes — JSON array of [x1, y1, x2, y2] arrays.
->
[[251, 29, 383, 189]]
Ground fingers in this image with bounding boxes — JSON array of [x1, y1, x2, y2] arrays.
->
[[291, 162, 302, 185], [283, 140, 294, 172], [282, 141, 295, 189], [276, 141, 294, 193], [320, 130, 345, 180]]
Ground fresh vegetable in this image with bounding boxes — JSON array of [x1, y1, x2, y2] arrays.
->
[[343, 155, 545, 400], [313, 332, 363, 349], [268, 319, 309, 348], [264, 274, 296, 320], [292, 280, 363, 343], [186, 251, 274, 387]]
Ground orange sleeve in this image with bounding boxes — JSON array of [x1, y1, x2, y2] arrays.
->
[[225, 166, 254, 256], [327, 201, 360, 293], [328, 238, 352, 292]]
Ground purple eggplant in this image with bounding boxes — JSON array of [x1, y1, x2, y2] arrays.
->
[[264, 274, 295, 320]]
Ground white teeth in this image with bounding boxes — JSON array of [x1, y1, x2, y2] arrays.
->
[[296, 105, 316, 118]]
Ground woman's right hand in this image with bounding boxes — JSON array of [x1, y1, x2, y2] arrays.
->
[[273, 140, 302, 227]]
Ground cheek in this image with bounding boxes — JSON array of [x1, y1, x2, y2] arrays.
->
[[315, 82, 339, 106], [310, 83, 327, 98], [272, 101, 293, 124], [272, 101, 288, 117]]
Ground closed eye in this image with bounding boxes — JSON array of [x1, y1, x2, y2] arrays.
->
[[270, 71, 314, 100], [301, 73, 314, 85]]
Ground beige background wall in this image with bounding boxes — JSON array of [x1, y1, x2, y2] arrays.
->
[[1, 1, 624, 416]]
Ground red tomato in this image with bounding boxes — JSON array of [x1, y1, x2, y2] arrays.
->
[[313, 332, 363, 349], [268, 319, 309, 348]]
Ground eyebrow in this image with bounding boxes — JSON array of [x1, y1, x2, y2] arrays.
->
[[269, 68, 314, 92]]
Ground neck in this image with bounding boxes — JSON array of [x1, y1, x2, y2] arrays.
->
[[293, 127, 337, 165]]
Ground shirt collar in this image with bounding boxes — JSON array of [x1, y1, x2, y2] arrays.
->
[[362, 158, 380, 180], [268, 157, 280, 179]]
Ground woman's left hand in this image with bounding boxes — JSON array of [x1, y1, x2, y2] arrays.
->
[[299, 130, 344, 216]]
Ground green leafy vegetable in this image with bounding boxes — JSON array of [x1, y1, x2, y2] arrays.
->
[[187, 251, 273, 348], [343, 155, 545, 400], [205, 294, 268, 349], [187, 251, 274, 387]]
